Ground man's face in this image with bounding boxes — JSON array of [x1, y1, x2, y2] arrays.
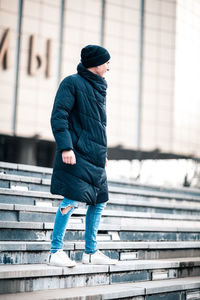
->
[[96, 61, 110, 77]]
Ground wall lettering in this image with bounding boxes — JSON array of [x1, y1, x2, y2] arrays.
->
[[28, 35, 52, 78], [0, 28, 52, 78], [0, 28, 10, 70]]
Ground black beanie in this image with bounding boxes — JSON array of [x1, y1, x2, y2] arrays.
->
[[81, 45, 110, 68]]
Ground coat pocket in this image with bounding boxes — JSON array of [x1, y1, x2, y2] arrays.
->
[[76, 130, 106, 168]]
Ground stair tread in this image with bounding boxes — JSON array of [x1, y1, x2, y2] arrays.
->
[[1, 240, 200, 251], [1, 220, 200, 232], [1, 160, 200, 196], [0, 276, 200, 300], [1, 161, 200, 297], [0, 161, 52, 174], [0, 173, 43, 184], [2, 203, 200, 221], [1, 257, 200, 279], [1, 187, 200, 211], [1, 172, 200, 201], [109, 185, 200, 201]]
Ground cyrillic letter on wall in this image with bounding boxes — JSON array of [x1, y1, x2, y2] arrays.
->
[[28, 35, 52, 78], [0, 29, 10, 70], [28, 35, 44, 76]]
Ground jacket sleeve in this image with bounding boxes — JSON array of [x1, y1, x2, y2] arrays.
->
[[50, 77, 75, 152]]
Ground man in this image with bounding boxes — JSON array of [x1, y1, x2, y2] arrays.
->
[[48, 45, 117, 267]]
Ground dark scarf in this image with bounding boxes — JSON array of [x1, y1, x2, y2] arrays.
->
[[77, 63, 107, 101]]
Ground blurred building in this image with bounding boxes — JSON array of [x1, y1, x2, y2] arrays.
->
[[0, 0, 200, 166]]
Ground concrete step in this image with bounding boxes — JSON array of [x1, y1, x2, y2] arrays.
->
[[109, 185, 200, 203], [107, 196, 200, 215], [1, 161, 200, 198], [0, 187, 61, 206], [1, 172, 200, 204], [1, 241, 200, 264], [0, 173, 50, 192], [0, 220, 200, 243], [0, 161, 52, 179], [109, 177, 200, 197], [1, 188, 200, 216], [1, 220, 200, 233], [0, 163, 200, 202], [1, 166, 200, 215], [0, 258, 200, 293], [0, 161, 199, 298], [1, 276, 200, 299], [1, 203, 200, 225]]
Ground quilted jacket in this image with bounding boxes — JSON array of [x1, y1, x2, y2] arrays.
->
[[50, 63, 108, 205]]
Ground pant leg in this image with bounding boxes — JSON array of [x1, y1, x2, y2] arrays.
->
[[51, 197, 78, 253], [85, 202, 107, 254]]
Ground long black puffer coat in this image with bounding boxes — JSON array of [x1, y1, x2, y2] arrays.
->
[[50, 63, 109, 205]]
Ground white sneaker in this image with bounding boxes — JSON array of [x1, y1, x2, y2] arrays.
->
[[48, 250, 76, 267], [82, 250, 118, 265]]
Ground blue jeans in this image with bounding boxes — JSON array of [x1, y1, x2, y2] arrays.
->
[[51, 197, 107, 254]]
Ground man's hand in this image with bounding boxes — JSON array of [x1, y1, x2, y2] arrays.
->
[[62, 150, 76, 165]]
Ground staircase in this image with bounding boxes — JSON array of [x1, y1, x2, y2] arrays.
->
[[0, 161, 200, 300]]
